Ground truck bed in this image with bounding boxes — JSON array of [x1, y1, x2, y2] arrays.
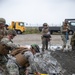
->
[[38, 26, 61, 34]]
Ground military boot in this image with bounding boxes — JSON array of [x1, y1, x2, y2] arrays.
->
[[62, 45, 66, 52]]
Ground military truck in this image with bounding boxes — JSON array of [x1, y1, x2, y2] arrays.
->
[[39, 19, 75, 35], [39, 26, 60, 34]]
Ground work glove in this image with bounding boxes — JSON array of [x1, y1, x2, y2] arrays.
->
[[35, 72, 41, 75]]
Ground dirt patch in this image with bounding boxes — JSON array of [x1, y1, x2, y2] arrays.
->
[[51, 50, 75, 75]]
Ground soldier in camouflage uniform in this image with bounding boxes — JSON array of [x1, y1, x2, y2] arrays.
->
[[6, 44, 40, 75], [1, 29, 18, 49], [0, 29, 18, 75], [60, 21, 70, 51], [0, 18, 7, 41], [41, 23, 51, 52], [70, 32, 75, 50], [0, 18, 8, 75]]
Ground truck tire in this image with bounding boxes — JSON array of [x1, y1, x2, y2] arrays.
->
[[16, 30, 22, 34], [50, 31, 53, 34], [68, 30, 74, 35]]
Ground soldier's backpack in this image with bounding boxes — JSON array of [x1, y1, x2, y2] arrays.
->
[[10, 47, 28, 56], [10, 47, 30, 67], [0, 43, 11, 55]]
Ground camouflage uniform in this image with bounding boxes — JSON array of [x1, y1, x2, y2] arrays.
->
[[60, 22, 70, 50], [1, 29, 18, 49], [41, 23, 51, 51], [0, 18, 7, 41], [0, 18, 8, 75], [70, 32, 75, 50], [6, 44, 40, 75], [0, 28, 7, 41], [0, 29, 17, 75]]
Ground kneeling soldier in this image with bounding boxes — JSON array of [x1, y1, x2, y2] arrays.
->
[[7, 44, 41, 75], [0, 30, 16, 75]]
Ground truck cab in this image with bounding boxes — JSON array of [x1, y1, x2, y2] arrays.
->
[[8, 21, 26, 34], [64, 19, 75, 35]]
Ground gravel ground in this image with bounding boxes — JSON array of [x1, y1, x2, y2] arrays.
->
[[13, 34, 75, 75], [13, 34, 71, 46]]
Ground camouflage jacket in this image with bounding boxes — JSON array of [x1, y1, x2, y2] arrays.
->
[[70, 33, 75, 46], [0, 27, 7, 41], [23, 51, 38, 73], [60, 25, 70, 35], [41, 27, 51, 38], [1, 37, 19, 50]]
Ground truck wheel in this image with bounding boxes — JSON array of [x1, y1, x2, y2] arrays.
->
[[17, 30, 22, 34], [69, 31, 73, 35], [50, 31, 53, 34]]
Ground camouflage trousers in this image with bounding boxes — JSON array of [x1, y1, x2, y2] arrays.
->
[[0, 55, 9, 75], [0, 64, 9, 75], [42, 38, 49, 51], [6, 59, 26, 75], [61, 34, 67, 48], [6, 59, 19, 75]]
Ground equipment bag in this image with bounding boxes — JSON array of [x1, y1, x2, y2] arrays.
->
[[10, 47, 28, 56], [0, 44, 10, 55], [10, 48, 30, 67]]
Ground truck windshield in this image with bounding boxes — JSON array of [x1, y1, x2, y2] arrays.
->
[[71, 22, 75, 26], [19, 22, 24, 26]]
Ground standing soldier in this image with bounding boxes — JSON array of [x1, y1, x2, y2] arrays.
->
[[41, 23, 51, 52], [70, 32, 75, 50], [0, 18, 7, 41], [60, 21, 70, 51]]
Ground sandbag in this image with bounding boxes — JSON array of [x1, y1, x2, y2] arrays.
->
[[63, 41, 72, 52]]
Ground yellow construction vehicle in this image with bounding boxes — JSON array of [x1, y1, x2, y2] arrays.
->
[[7, 21, 26, 34], [34, 73, 49, 75]]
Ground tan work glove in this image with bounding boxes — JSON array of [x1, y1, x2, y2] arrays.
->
[[35, 72, 41, 75]]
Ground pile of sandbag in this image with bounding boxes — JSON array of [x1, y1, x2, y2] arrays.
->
[[34, 51, 63, 75]]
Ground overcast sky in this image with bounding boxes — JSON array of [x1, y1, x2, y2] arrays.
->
[[0, 0, 75, 25]]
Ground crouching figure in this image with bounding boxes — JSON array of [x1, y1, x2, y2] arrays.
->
[[6, 44, 41, 75]]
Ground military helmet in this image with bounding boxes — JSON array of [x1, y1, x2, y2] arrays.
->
[[43, 23, 48, 26], [7, 29, 17, 36], [0, 18, 6, 24], [31, 44, 40, 52]]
